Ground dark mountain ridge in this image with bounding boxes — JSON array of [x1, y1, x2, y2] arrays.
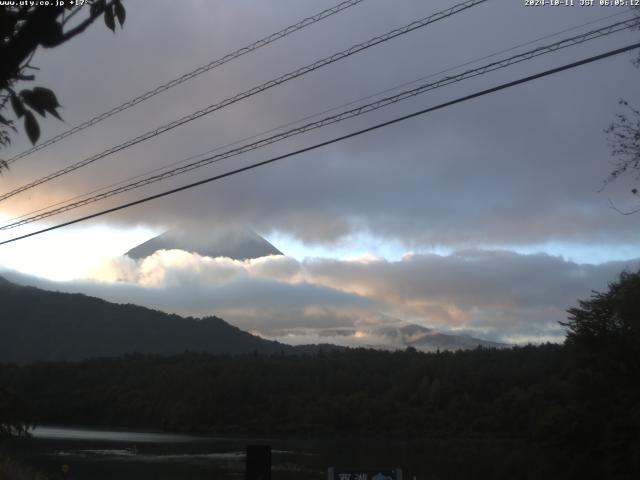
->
[[0, 276, 306, 363]]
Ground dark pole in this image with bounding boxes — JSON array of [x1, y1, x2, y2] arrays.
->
[[246, 445, 271, 480]]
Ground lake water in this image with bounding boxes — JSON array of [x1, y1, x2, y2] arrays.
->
[[3, 425, 526, 479]]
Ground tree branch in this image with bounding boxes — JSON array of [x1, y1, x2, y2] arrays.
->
[[61, 5, 84, 27], [47, 1, 115, 46]]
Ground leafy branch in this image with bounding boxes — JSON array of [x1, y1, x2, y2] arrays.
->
[[0, 0, 125, 158]]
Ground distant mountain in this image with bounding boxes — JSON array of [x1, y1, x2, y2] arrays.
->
[[0, 276, 327, 363], [126, 226, 282, 260], [366, 323, 507, 351], [316, 320, 504, 352]]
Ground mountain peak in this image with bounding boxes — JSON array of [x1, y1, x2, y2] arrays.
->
[[125, 226, 282, 260], [372, 323, 507, 351]]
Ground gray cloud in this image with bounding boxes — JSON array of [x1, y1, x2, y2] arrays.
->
[[2, 248, 636, 344], [1, 0, 638, 249]]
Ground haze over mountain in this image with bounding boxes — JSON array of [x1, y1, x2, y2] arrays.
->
[[125, 226, 282, 261], [363, 323, 507, 351]]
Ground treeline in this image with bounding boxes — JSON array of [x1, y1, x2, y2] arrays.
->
[[1, 270, 639, 478], [0, 342, 638, 476], [1, 345, 567, 435]]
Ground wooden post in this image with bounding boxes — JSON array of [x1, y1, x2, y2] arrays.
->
[[246, 445, 271, 480]]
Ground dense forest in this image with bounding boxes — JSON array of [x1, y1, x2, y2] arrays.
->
[[0, 345, 567, 436], [0, 342, 637, 478], [0, 271, 639, 478]]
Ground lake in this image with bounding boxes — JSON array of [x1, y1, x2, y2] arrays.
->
[[3, 425, 527, 479]]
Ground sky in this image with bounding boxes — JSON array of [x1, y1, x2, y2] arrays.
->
[[1, 0, 639, 347]]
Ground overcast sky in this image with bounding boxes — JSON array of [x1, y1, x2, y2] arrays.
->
[[1, 0, 639, 346]]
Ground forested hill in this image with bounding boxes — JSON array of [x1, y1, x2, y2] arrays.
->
[[0, 276, 302, 362], [1, 344, 638, 478]]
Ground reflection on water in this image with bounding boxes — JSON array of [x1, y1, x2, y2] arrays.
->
[[54, 448, 247, 462], [30, 426, 206, 444], [6, 425, 525, 479], [12, 426, 321, 480]]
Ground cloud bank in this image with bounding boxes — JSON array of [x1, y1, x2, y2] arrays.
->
[[4, 249, 636, 346], [1, 0, 639, 251]]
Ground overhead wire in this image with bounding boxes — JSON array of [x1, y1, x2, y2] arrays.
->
[[2, 16, 638, 231], [0, 0, 488, 203], [3, 0, 367, 166], [4, 9, 630, 228], [2, 41, 639, 247]]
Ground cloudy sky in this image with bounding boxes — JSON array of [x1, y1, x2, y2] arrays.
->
[[1, 0, 639, 346]]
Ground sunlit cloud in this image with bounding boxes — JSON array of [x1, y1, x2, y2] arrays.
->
[[14, 247, 624, 345]]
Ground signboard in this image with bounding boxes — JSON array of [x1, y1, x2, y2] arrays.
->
[[327, 468, 402, 480]]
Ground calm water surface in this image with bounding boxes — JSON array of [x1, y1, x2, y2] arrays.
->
[[4, 425, 523, 479]]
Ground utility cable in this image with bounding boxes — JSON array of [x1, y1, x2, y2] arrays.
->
[[0, 0, 487, 203], [3, 9, 630, 226], [2, 17, 637, 230], [2, 0, 367, 166], [1, 41, 638, 246]]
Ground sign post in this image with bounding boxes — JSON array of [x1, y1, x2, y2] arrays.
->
[[246, 445, 271, 480]]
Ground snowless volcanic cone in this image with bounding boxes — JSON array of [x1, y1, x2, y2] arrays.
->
[[125, 226, 282, 260]]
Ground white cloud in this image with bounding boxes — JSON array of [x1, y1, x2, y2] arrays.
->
[[3, 247, 629, 346]]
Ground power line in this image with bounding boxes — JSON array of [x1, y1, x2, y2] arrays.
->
[[0, 0, 488, 203], [3, 16, 636, 229], [2, 41, 638, 247], [2, 16, 637, 230], [3, 10, 631, 227], [3, 0, 367, 166]]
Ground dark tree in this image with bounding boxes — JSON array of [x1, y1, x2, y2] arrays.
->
[[605, 101, 640, 214], [604, 6, 640, 211], [0, 0, 125, 160], [561, 270, 640, 477], [0, 0, 125, 436], [606, 101, 640, 186], [0, 386, 30, 438], [562, 270, 640, 374]]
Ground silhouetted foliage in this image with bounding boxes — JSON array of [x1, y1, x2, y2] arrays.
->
[[563, 269, 640, 367], [605, 101, 640, 200], [0, 0, 125, 154], [0, 385, 30, 439], [559, 270, 640, 478], [604, 7, 640, 211]]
